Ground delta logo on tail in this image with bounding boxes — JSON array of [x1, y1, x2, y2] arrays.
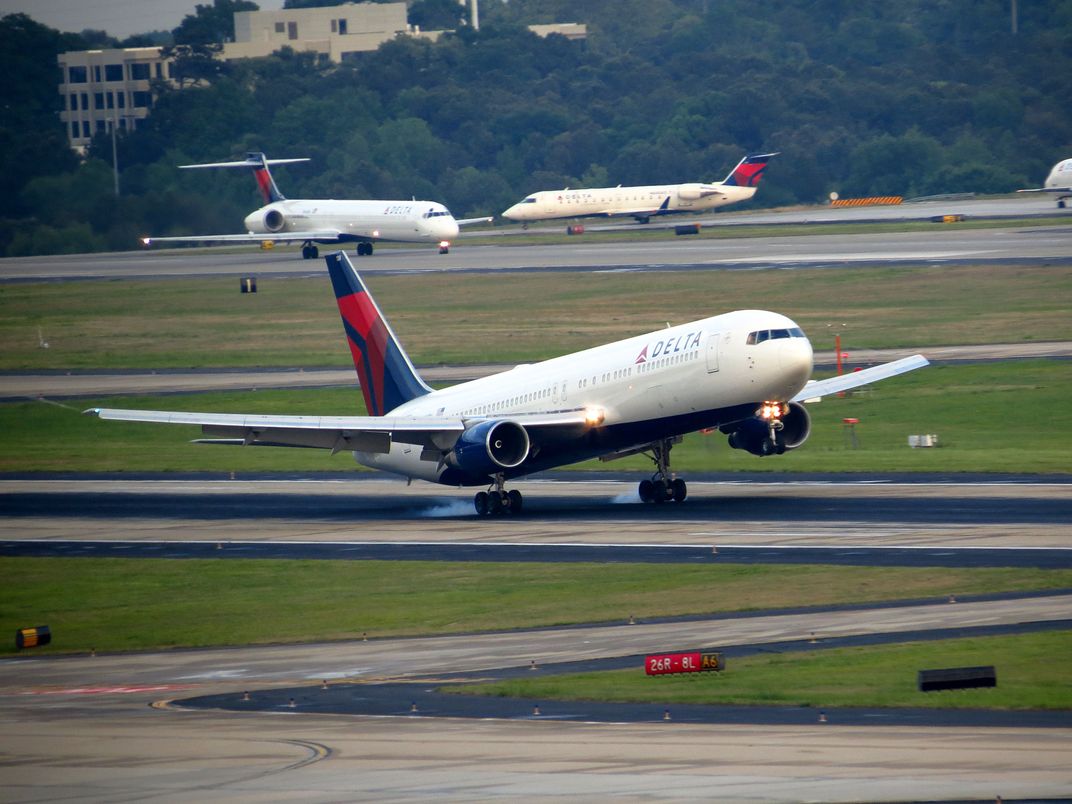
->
[[328, 253, 430, 415], [724, 153, 776, 188]]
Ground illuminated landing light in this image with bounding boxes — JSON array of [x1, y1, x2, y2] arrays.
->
[[371, 230, 380, 238], [758, 401, 787, 420], [140, 237, 152, 246], [584, 406, 606, 426], [439, 240, 451, 249]]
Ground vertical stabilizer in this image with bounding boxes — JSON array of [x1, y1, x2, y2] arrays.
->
[[326, 252, 432, 416], [721, 152, 778, 188]]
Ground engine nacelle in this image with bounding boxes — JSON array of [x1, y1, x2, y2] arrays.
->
[[261, 208, 286, 232], [446, 419, 530, 477], [725, 401, 811, 457], [677, 183, 705, 201]]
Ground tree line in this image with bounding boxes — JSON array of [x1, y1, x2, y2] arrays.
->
[[1, 0, 1070, 256]]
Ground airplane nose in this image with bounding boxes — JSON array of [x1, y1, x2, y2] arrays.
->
[[502, 205, 521, 220], [440, 219, 460, 239], [778, 337, 814, 386]]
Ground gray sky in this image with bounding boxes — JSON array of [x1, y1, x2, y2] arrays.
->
[[0, 0, 284, 38]]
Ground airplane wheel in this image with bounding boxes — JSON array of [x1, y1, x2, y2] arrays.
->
[[310, 245, 319, 258], [488, 491, 504, 516], [638, 479, 654, 503], [474, 491, 489, 516], [301, 246, 312, 259], [1059, 199, 1067, 209], [507, 489, 523, 514], [651, 479, 668, 503], [671, 478, 687, 503], [438, 245, 450, 254]]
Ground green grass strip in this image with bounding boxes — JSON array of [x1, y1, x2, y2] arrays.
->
[[3, 557, 1071, 656], [452, 630, 1072, 711]]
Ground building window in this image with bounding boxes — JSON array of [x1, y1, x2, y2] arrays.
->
[[94, 92, 104, 109], [69, 94, 77, 110], [71, 122, 79, 138], [155, 63, 162, 78], [106, 92, 114, 109], [96, 120, 106, 133], [69, 65, 87, 83], [331, 19, 336, 32], [82, 121, 90, 138], [105, 63, 123, 81], [117, 92, 125, 109], [338, 18, 348, 34], [275, 21, 284, 33], [287, 21, 298, 39], [132, 91, 152, 108], [94, 65, 102, 82], [130, 62, 150, 80], [80, 92, 88, 110]]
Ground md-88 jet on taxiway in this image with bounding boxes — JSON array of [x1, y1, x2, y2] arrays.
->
[[89, 252, 928, 516], [141, 152, 490, 258]]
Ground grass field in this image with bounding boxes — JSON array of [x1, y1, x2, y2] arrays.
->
[[3, 557, 1071, 656], [2, 361, 1068, 473], [446, 630, 1072, 711], [2, 262, 1069, 370]]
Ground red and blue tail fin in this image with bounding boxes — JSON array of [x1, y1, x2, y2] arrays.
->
[[722, 152, 779, 188], [177, 152, 309, 205], [326, 252, 432, 416]]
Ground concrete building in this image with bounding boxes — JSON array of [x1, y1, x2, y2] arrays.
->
[[57, 46, 173, 152], [223, 2, 417, 63]]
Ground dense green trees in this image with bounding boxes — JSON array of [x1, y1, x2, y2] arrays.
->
[[1, 1, 1070, 255]]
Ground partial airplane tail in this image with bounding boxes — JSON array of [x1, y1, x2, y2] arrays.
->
[[178, 152, 310, 205], [326, 251, 432, 416], [722, 152, 779, 188]]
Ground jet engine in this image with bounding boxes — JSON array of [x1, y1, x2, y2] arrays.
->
[[446, 419, 530, 477], [724, 401, 811, 456], [677, 183, 705, 201], [261, 208, 286, 232]]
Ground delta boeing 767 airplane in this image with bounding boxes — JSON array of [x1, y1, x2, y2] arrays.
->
[[88, 252, 928, 516]]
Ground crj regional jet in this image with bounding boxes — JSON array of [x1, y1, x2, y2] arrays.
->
[[501, 153, 778, 224], [88, 252, 928, 516], [1017, 157, 1072, 208], [141, 152, 490, 258]]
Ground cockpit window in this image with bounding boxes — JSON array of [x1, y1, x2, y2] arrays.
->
[[746, 327, 806, 345], [521, 197, 537, 203], [423, 209, 452, 218]]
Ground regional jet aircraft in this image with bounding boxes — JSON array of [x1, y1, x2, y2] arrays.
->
[[140, 152, 491, 258], [501, 153, 778, 224], [88, 252, 928, 516], [1017, 157, 1072, 207]]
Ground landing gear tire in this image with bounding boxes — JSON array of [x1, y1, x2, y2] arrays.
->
[[301, 245, 319, 259], [507, 489, 523, 513], [356, 242, 374, 257], [438, 244, 450, 254], [474, 491, 489, 516], [639, 438, 687, 504], [487, 491, 503, 515]]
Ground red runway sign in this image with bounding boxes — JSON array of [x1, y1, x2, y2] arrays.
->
[[645, 652, 724, 675]]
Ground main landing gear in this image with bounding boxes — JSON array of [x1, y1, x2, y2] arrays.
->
[[637, 438, 687, 504], [355, 242, 374, 257], [474, 474, 523, 516], [301, 243, 319, 259]]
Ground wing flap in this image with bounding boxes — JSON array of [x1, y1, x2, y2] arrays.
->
[[791, 355, 929, 402]]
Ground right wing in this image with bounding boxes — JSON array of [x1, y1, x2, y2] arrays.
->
[[791, 354, 929, 402]]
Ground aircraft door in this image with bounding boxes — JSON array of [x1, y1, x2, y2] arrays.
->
[[705, 332, 720, 373]]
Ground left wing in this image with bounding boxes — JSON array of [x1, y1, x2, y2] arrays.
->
[[456, 216, 493, 226], [84, 407, 591, 455], [142, 230, 345, 246], [791, 354, 929, 402]]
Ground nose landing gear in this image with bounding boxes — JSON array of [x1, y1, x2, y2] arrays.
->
[[474, 474, 523, 516], [637, 437, 687, 504]]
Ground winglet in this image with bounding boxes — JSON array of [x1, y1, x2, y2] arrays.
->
[[326, 252, 432, 416]]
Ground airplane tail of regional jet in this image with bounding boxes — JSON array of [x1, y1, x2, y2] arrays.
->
[[722, 152, 779, 188], [178, 152, 310, 205], [326, 251, 433, 416]]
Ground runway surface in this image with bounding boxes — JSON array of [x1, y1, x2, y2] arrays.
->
[[2, 216, 1070, 281]]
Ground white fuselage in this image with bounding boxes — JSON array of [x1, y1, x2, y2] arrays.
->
[[1044, 158, 1072, 189], [355, 309, 813, 483], [502, 182, 758, 222], [244, 199, 460, 243]]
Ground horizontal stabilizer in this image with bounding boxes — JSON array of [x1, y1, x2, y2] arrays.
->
[[179, 157, 310, 170]]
